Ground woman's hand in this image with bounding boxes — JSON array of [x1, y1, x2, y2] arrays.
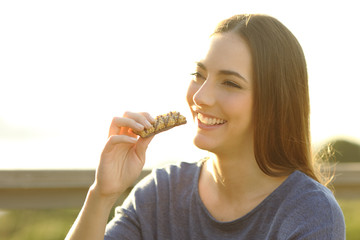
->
[[93, 111, 155, 202], [65, 111, 155, 240]]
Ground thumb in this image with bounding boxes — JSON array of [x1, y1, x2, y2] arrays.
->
[[135, 136, 154, 161]]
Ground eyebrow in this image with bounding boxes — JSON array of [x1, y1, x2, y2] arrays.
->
[[195, 62, 248, 82]]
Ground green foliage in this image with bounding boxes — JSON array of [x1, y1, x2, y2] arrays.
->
[[318, 139, 360, 162], [0, 200, 359, 239], [338, 199, 360, 240], [0, 209, 79, 240], [339, 199, 360, 240]]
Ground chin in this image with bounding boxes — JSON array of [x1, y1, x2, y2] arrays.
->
[[193, 133, 220, 153]]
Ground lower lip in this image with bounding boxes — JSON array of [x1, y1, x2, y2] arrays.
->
[[197, 118, 226, 130]]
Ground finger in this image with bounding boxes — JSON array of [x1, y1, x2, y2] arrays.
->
[[139, 112, 156, 124], [109, 116, 144, 136], [135, 135, 155, 161], [123, 111, 153, 129], [103, 135, 137, 153], [126, 128, 139, 138]]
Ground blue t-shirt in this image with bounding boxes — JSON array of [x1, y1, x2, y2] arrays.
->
[[105, 161, 345, 239]]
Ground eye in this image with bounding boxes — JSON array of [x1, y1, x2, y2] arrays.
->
[[223, 80, 242, 89], [190, 72, 206, 82]]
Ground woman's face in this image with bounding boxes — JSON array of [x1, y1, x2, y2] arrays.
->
[[186, 32, 254, 155]]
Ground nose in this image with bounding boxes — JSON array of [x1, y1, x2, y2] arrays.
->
[[193, 79, 215, 108]]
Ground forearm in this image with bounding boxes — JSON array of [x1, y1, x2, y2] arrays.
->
[[65, 185, 118, 240]]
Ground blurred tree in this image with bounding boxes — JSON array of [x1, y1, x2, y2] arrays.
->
[[318, 139, 360, 162]]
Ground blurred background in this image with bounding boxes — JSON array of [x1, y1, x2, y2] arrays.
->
[[0, 0, 359, 239]]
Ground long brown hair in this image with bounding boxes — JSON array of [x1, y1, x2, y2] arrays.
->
[[213, 14, 330, 185]]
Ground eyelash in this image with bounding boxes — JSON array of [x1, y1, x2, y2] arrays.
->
[[190, 72, 242, 89], [223, 80, 242, 89], [190, 72, 204, 79]]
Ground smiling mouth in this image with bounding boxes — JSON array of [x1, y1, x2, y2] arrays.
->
[[197, 113, 226, 126]]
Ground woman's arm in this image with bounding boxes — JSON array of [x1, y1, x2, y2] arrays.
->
[[65, 186, 116, 240], [65, 112, 154, 240]]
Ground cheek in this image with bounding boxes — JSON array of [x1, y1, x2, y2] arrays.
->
[[222, 94, 253, 123]]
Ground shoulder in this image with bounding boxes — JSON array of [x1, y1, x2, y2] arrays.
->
[[106, 161, 202, 239], [138, 161, 200, 185], [129, 160, 201, 200], [275, 171, 345, 239], [284, 171, 341, 213], [116, 161, 201, 224], [153, 161, 201, 182], [111, 162, 200, 216]]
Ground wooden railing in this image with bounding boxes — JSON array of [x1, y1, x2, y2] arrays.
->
[[0, 163, 359, 209]]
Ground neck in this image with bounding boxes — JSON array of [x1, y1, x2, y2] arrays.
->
[[204, 150, 287, 202], [198, 145, 289, 222], [209, 152, 258, 190]]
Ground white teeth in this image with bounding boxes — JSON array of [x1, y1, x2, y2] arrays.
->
[[197, 113, 225, 125]]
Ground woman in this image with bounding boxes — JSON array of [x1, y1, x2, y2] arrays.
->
[[66, 14, 345, 239]]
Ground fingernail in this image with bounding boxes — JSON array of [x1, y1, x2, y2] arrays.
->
[[129, 137, 138, 143], [144, 120, 152, 129], [136, 123, 144, 130]]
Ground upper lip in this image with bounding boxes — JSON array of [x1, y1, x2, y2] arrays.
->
[[192, 109, 226, 122]]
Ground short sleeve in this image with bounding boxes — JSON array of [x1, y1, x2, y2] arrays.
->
[[279, 189, 345, 240], [104, 172, 157, 240]]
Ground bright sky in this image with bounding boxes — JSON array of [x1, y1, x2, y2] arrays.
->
[[1, 0, 359, 169]]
